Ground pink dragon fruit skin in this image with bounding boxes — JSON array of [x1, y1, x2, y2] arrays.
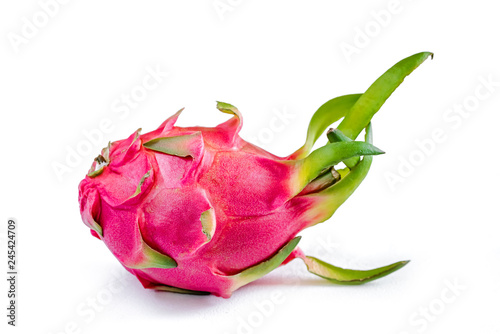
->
[[78, 52, 432, 298]]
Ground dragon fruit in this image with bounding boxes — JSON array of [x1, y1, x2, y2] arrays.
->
[[78, 52, 432, 297]]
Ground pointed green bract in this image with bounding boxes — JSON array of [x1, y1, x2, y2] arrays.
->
[[86, 215, 103, 238], [338, 52, 433, 140], [129, 169, 152, 199], [300, 256, 409, 285], [150, 284, 210, 295], [200, 208, 216, 242], [294, 140, 383, 194], [228, 237, 301, 291], [290, 94, 362, 159], [216, 101, 240, 117], [326, 128, 359, 168], [143, 132, 203, 158], [124, 240, 177, 270]]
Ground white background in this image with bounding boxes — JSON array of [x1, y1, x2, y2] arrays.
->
[[1, 1, 499, 333]]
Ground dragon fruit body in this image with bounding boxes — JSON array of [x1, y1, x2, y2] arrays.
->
[[78, 52, 432, 297]]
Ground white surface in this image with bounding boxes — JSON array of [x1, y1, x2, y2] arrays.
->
[[1, 1, 499, 333]]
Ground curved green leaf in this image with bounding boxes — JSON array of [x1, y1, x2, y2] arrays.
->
[[289, 94, 361, 159], [338, 52, 433, 140], [227, 237, 301, 292], [300, 256, 409, 285]]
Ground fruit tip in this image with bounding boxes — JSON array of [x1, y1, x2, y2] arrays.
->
[[372, 146, 385, 155]]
